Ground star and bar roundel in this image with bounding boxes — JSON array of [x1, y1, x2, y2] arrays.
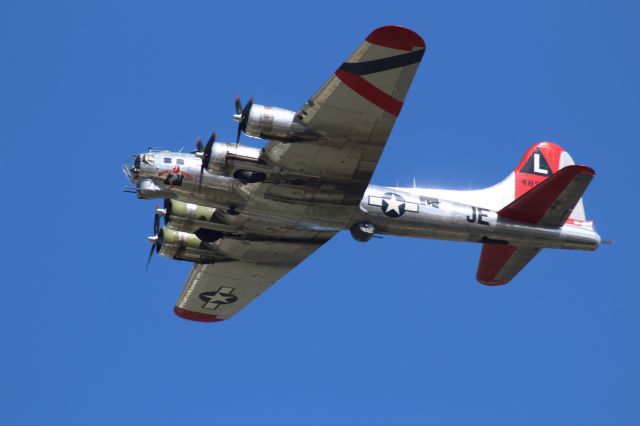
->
[[199, 287, 237, 311], [368, 192, 419, 218]]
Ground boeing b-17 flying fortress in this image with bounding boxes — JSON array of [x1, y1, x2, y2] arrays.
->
[[123, 26, 600, 322]]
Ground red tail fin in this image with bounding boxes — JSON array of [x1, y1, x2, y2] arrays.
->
[[514, 141, 564, 198]]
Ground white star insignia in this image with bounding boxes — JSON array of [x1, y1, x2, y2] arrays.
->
[[384, 194, 404, 215]]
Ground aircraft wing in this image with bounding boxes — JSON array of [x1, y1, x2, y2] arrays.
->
[[173, 235, 335, 322], [263, 25, 426, 204], [170, 27, 426, 321]]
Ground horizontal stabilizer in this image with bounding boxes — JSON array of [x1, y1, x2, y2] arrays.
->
[[498, 165, 595, 227], [477, 244, 541, 285]]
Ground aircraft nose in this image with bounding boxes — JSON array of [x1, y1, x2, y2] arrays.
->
[[133, 154, 141, 171]]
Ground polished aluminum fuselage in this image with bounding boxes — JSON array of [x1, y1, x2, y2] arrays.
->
[[128, 150, 600, 252]]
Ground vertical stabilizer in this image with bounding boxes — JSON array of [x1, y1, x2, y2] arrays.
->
[[514, 141, 587, 221], [413, 141, 591, 221]]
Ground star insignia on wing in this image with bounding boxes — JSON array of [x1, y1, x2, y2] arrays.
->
[[199, 287, 238, 310]]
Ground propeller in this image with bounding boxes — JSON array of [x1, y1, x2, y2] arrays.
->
[[233, 96, 253, 147], [145, 205, 162, 270], [199, 132, 216, 190], [195, 137, 204, 153]]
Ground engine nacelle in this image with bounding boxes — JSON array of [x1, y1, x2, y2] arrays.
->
[[244, 104, 319, 142], [156, 227, 222, 263], [163, 199, 236, 234], [206, 142, 263, 176], [164, 199, 216, 223]]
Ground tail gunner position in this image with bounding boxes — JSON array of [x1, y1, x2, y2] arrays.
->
[[123, 26, 601, 322]]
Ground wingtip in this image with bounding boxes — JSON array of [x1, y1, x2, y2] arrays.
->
[[477, 277, 509, 286], [173, 306, 224, 322], [569, 164, 596, 176], [366, 25, 426, 51]]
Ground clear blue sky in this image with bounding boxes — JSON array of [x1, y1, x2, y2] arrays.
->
[[1, 1, 638, 425]]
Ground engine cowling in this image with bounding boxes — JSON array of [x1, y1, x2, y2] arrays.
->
[[163, 199, 236, 234], [164, 199, 216, 223], [243, 104, 319, 142], [155, 227, 222, 263], [205, 142, 263, 176]]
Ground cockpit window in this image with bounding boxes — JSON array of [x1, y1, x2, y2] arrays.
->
[[176, 159, 184, 165], [163, 157, 172, 164], [142, 153, 155, 164]]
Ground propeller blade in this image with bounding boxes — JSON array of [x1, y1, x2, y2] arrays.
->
[[199, 132, 216, 190], [195, 137, 204, 153], [235, 123, 242, 146], [146, 207, 161, 271], [236, 97, 254, 146], [234, 96, 243, 115], [145, 243, 155, 271], [153, 205, 161, 235], [203, 132, 215, 168], [242, 98, 254, 131]]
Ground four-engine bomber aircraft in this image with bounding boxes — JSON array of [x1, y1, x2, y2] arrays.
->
[[123, 26, 600, 322]]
